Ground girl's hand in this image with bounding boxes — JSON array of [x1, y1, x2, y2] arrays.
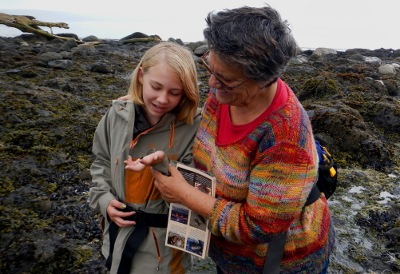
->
[[124, 156, 146, 171], [124, 151, 167, 171], [106, 199, 136, 227], [140, 150, 166, 166]]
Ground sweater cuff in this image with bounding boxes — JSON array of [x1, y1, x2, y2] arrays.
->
[[209, 196, 230, 237]]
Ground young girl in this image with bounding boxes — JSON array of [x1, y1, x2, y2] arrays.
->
[[89, 42, 201, 274]]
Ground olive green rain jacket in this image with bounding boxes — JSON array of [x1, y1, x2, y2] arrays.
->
[[89, 100, 201, 274]]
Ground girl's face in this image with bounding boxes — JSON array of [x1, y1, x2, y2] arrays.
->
[[139, 62, 183, 125]]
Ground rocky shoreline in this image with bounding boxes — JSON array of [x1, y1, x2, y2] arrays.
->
[[0, 32, 399, 273]]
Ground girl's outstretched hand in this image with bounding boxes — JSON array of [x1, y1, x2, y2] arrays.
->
[[124, 151, 167, 171], [124, 156, 146, 171]]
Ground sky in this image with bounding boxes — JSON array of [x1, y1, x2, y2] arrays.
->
[[0, 0, 399, 51]]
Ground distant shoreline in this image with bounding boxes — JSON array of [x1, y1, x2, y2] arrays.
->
[[0, 28, 398, 52]]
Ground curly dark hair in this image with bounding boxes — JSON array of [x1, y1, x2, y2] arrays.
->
[[203, 5, 298, 86]]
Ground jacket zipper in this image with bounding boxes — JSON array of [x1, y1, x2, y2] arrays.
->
[[129, 127, 153, 149], [168, 121, 175, 149], [151, 227, 162, 270]]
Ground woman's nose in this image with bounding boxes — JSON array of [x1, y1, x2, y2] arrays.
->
[[208, 74, 223, 89]]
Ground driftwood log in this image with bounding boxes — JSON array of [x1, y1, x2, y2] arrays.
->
[[0, 13, 82, 42], [122, 37, 162, 44]]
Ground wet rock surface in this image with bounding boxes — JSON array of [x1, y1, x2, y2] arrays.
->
[[0, 34, 399, 273]]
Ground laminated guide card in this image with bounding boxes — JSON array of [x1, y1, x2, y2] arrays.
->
[[165, 163, 216, 259]]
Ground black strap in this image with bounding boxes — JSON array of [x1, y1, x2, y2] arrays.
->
[[105, 208, 168, 274], [263, 231, 287, 274], [118, 221, 149, 274], [105, 221, 119, 270], [305, 183, 321, 207], [263, 184, 320, 274]]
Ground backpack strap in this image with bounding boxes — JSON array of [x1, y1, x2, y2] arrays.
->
[[263, 184, 320, 274], [305, 183, 321, 207]]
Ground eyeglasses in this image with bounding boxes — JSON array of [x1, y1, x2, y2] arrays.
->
[[200, 50, 247, 90]]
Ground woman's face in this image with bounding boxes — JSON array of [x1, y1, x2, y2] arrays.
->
[[207, 51, 260, 107], [139, 62, 183, 125]]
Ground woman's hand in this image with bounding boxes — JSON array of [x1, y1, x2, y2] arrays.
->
[[152, 166, 188, 204], [106, 199, 136, 227], [152, 166, 216, 218]]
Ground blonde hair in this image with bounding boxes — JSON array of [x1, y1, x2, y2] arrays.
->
[[128, 42, 199, 125]]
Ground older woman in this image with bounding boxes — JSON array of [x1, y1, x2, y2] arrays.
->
[[152, 5, 335, 274]]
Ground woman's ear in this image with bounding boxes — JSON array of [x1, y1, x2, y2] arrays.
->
[[138, 67, 144, 84]]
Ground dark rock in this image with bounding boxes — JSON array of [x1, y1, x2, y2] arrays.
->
[[393, 50, 400, 58], [349, 53, 364, 61], [89, 62, 113, 73], [383, 80, 399, 96], [187, 41, 207, 52], [361, 101, 400, 134], [385, 227, 400, 239], [55, 33, 80, 41], [59, 51, 73, 59], [20, 70, 37, 78], [193, 45, 209, 56], [36, 52, 63, 63], [82, 35, 99, 42], [167, 37, 185, 46], [17, 34, 48, 42], [77, 169, 92, 180], [7, 114, 23, 123], [49, 38, 64, 45], [71, 46, 98, 56], [0, 233, 15, 249], [0, 49, 23, 61], [310, 47, 337, 61], [48, 60, 73, 70], [120, 32, 149, 41], [57, 38, 78, 52]]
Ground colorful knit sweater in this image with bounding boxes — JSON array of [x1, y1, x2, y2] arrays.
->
[[193, 80, 335, 274]]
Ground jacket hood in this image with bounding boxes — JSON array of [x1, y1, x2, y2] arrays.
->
[[111, 100, 133, 121]]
